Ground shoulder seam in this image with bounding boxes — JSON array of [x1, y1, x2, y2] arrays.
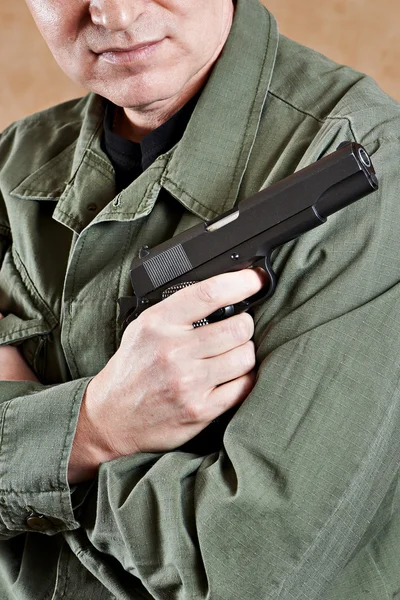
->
[[268, 90, 325, 123]]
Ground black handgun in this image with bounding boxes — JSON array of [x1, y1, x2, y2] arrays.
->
[[118, 142, 378, 330]]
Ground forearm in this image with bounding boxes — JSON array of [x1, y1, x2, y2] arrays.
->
[[0, 314, 39, 381], [0, 345, 39, 381]]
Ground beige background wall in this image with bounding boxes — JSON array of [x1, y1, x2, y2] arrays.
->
[[1, 0, 399, 131]]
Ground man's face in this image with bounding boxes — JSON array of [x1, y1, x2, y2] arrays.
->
[[25, 0, 234, 110]]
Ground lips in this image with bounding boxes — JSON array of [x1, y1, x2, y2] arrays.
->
[[96, 40, 161, 54], [95, 39, 164, 64]]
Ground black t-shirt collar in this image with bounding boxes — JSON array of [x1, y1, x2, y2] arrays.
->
[[103, 93, 199, 176]]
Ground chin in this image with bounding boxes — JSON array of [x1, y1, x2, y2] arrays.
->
[[97, 70, 192, 110]]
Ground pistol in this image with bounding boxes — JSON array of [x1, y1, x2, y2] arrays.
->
[[118, 142, 378, 330]]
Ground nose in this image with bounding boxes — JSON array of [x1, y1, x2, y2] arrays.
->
[[89, 0, 145, 31]]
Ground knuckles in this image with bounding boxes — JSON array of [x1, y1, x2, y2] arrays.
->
[[134, 308, 164, 337], [226, 313, 254, 344], [242, 340, 256, 371], [180, 399, 206, 424], [194, 278, 222, 306]]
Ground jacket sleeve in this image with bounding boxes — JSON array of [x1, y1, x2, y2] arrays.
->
[[0, 378, 91, 538], [0, 223, 91, 539], [73, 133, 400, 599]]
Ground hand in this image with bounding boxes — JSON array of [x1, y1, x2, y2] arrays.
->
[[69, 269, 265, 483], [0, 314, 39, 382]]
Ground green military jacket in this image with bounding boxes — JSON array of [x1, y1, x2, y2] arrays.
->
[[1, 0, 400, 598]]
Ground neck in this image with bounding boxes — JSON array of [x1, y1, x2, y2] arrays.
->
[[113, 81, 203, 143]]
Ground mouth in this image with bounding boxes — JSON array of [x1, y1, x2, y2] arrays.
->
[[96, 39, 165, 64]]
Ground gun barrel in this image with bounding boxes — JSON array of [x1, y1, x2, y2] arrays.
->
[[315, 144, 378, 218]]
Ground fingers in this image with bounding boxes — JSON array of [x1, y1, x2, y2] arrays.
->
[[205, 371, 256, 421], [158, 269, 267, 326], [192, 312, 255, 358], [204, 340, 256, 388]]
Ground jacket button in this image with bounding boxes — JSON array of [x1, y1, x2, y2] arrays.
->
[[26, 513, 54, 532]]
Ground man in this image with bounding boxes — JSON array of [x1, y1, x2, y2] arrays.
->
[[0, 0, 399, 598]]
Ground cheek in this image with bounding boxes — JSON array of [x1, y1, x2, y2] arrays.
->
[[26, 0, 91, 82], [175, 2, 228, 54], [175, 25, 220, 69], [26, 0, 82, 56]]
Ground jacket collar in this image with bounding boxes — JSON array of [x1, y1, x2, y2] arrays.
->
[[11, 0, 279, 224], [164, 0, 279, 219]]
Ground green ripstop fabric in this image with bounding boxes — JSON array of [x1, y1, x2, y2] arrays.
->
[[0, 0, 400, 598]]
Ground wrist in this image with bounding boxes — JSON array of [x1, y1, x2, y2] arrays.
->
[[68, 375, 117, 484]]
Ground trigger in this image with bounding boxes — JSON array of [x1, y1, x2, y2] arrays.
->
[[243, 256, 277, 311]]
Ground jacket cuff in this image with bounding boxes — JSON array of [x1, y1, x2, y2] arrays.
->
[[0, 378, 91, 536]]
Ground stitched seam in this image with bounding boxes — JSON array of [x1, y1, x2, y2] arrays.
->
[[8, 193, 60, 201], [59, 382, 90, 489], [114, 225, 141, 349], [0, 325, 50, 341], [11, 247, 58, 328], [225, 8, 274, 212], [98, 210, 144, 218], [65, 239, 87, 377], [0, 488, 66, 495], [82, 150, 115, 181], [85, 147, 115, 173], [101, 180, 162, 219], [54, 184, 84, 231], [55, 206, 77, 219], [67, 114, 104, 185], [268, 90, 326, 123], [13, 145, 76, 192], [7, 118, 84, 137], [0, 401, 12, 473], [162, 179, 220, 216]]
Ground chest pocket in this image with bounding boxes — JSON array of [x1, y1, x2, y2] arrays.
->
[[0, 244, 59, 382]]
